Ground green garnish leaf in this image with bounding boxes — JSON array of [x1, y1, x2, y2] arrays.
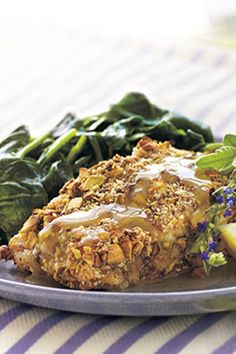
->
[[224, 134, 236, 147], [203, 142, 223, 152], [196, 146, 236, 172]]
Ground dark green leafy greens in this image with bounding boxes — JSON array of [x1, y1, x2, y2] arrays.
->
[[40, 157, 73, 200], [0, 156, 47, 243], [0, 92, 214, 243], [0, 125, 30, 154]]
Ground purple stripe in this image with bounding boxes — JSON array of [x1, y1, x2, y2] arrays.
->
[[155, 313, 226, 354], [5, 311, 72, 354], [54, 316, 116, 354], [0, 304, 31, 331], [212, 335, 236, 354], [104, 317, 169, 354]]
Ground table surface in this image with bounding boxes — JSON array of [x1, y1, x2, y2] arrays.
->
[[0, 23, 236, 354]]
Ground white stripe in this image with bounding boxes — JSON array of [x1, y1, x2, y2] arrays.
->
[[0, 39, 129, 126], [180, 312, 236, 354], [168, 62, 233, 111], [204, 100, 236, 135], [182, 73, 236, 121], [0, 307, 54, 353], [0, 41, 160, 131], [178, 74, 236, 124], [0, 25, 50, 71], [78, 317, 145, 354], [0, 34, 89, 107], [2, 35, 233, 136], [26, 314, 95, 354], [144, 51, 207, 92], [126, 316, 199, 354], [0, 299, 18, 315], [0, 27, 70, 85]]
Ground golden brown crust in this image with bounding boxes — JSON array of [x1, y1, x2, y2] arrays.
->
[[6, 137, 226, 290]]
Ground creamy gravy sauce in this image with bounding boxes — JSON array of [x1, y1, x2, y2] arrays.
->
[[40, 155, 211, 240], [56, 204, 146, 226], [40, 204, 159, 240], [136, 156, 210, 187], [134, 155, 211, 223]]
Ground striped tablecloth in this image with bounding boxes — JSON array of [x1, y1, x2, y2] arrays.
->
[[0, 23, 236, 354]]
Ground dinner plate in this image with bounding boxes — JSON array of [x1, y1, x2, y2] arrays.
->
[[1, 260, 236, 316]]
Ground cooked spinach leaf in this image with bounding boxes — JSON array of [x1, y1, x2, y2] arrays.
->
[[0, 126, 30, 153], [0, 156, 47, 242], [107, 92, 167, 120], [41, 156, 73, 200]]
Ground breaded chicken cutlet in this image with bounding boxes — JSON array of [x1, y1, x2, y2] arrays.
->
[[0, 138, 228, 290]]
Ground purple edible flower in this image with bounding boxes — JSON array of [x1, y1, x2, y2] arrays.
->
[[197, 221, 208, 233], [215, 194, 224, 204], [226, 196, 235, 208], [224, 209, 232, 217], [208, 241, 217, 252], [224, 187, 233, 195], [200, 251, 209, 260]]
